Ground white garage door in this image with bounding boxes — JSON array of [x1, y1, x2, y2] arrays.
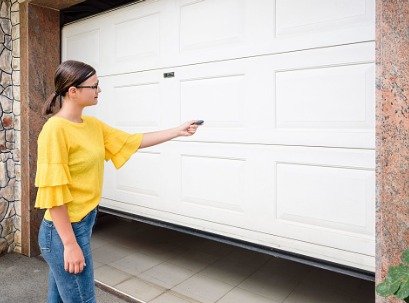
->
[[62, 0, 375, 271]]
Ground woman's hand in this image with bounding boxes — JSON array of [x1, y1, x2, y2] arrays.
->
[[64, 242, 86, 274], [176, 120, 203, 137], [140, 120, 203, 148]]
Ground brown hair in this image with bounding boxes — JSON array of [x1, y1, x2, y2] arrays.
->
[[42, 60, 96, 116]]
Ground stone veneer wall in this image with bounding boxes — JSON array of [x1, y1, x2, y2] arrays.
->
[[0, 0, 20, 255]]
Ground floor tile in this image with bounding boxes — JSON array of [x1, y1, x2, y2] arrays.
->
[[195, 240, 234, 258], [90, 236, 110, 251], [217, 287, 280, 303], [139, 262, 196, 289], [238, 262, 300, 302], [94, 265, 132, 286], [111, 251, 163, 276], [173, 273, 235, 303], [93, 260, 105, 270], [115, 276, 166, 302], [168, 250, 219, 273], [138, 245, 185, 262], [199, 251, 269, 286], [92, 243, 134, 265], [149, 291, 201, 303]]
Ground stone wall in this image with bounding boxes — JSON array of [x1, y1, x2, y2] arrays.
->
[[0, 0, 21, 255]]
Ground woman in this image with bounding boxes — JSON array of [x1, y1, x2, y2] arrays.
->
[[35, 60, 202, 303]]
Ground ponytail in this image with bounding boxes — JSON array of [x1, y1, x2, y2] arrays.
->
[[42, 92, 60, 116]]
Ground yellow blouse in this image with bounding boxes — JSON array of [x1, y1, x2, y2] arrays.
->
[[34, 116, 143, 222]]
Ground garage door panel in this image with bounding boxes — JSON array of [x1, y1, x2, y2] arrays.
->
[[180, 155, 246, 213], [275, 0, 371, 37], [97, 44, 374, 148], [276, 63, 374, 130], [176, 58, 273, 143], [112, 82, 161, 128], [102, 143, 275, 230], [179, 0, 246, 52], [175, 0, 374, 66], [166, 143, 274, 229], [180, 74, 246, 128], [102, 142, 374, 255], [103, 148, 164, 208], [175, 0, 275, 64], [117, 151, 162, 197], [63, 28, 101, 71], [176, 43, 374, 148], [271, 43, 375, 148], [97, 71, 178, 132], [100, 0, 167, 74], [113, 13, 160, 62], [276, 163, 374, 235], [174, 144, 374, 255], [63, 0, 374, 75]]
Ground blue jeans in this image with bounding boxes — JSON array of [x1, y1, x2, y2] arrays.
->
[[38, 208, 97, 303]]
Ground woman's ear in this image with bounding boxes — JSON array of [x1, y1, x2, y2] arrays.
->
[[67, 86, 77, 96]]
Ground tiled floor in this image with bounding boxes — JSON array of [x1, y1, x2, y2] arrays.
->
[[91, 214, 375, 303]]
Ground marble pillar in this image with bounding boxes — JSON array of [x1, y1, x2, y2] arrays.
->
[[376, 0, 409, 302], [19, 0, 85, 256], [20, 2, 59, 256]]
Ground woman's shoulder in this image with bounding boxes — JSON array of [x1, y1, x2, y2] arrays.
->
[[82, 115, 110, 130], [82, 115, 102, 125], [41, 116, 66, 131], [38, 117, 67, 142]]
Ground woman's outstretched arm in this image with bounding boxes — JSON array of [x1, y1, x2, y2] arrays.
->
[[139, 120, 203, 149]]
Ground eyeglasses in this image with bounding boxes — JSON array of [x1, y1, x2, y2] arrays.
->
[[76, 81, 99, 92]]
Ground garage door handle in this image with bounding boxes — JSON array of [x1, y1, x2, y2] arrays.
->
[[164, 72, 174, 78]]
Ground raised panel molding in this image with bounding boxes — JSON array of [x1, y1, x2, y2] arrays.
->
[[276, 162, 374, 235], [65, 29, 100, 70], [116, 151, 162, 197], [276, 63, 374, 130], [114, 13, 160, 62], [113, 82, 161, 128], [276, 0, 370, 37], [180, 154, 246, 212], [179, 0, 246, 52], [180, 74, 245, 128]]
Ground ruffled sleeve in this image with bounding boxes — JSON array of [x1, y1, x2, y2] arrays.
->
[[100, 120, 143, 169], [35, 185, 73, 209], [35, 163, 72, 187], [34, 121, 74, 209]]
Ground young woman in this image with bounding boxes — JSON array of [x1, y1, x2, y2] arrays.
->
[[35, 60, 202, 303]]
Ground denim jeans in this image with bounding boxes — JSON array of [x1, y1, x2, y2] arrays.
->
[[38, 208, 98, 303]]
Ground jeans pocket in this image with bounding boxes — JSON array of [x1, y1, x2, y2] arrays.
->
[[38, 220, 52, 253]]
